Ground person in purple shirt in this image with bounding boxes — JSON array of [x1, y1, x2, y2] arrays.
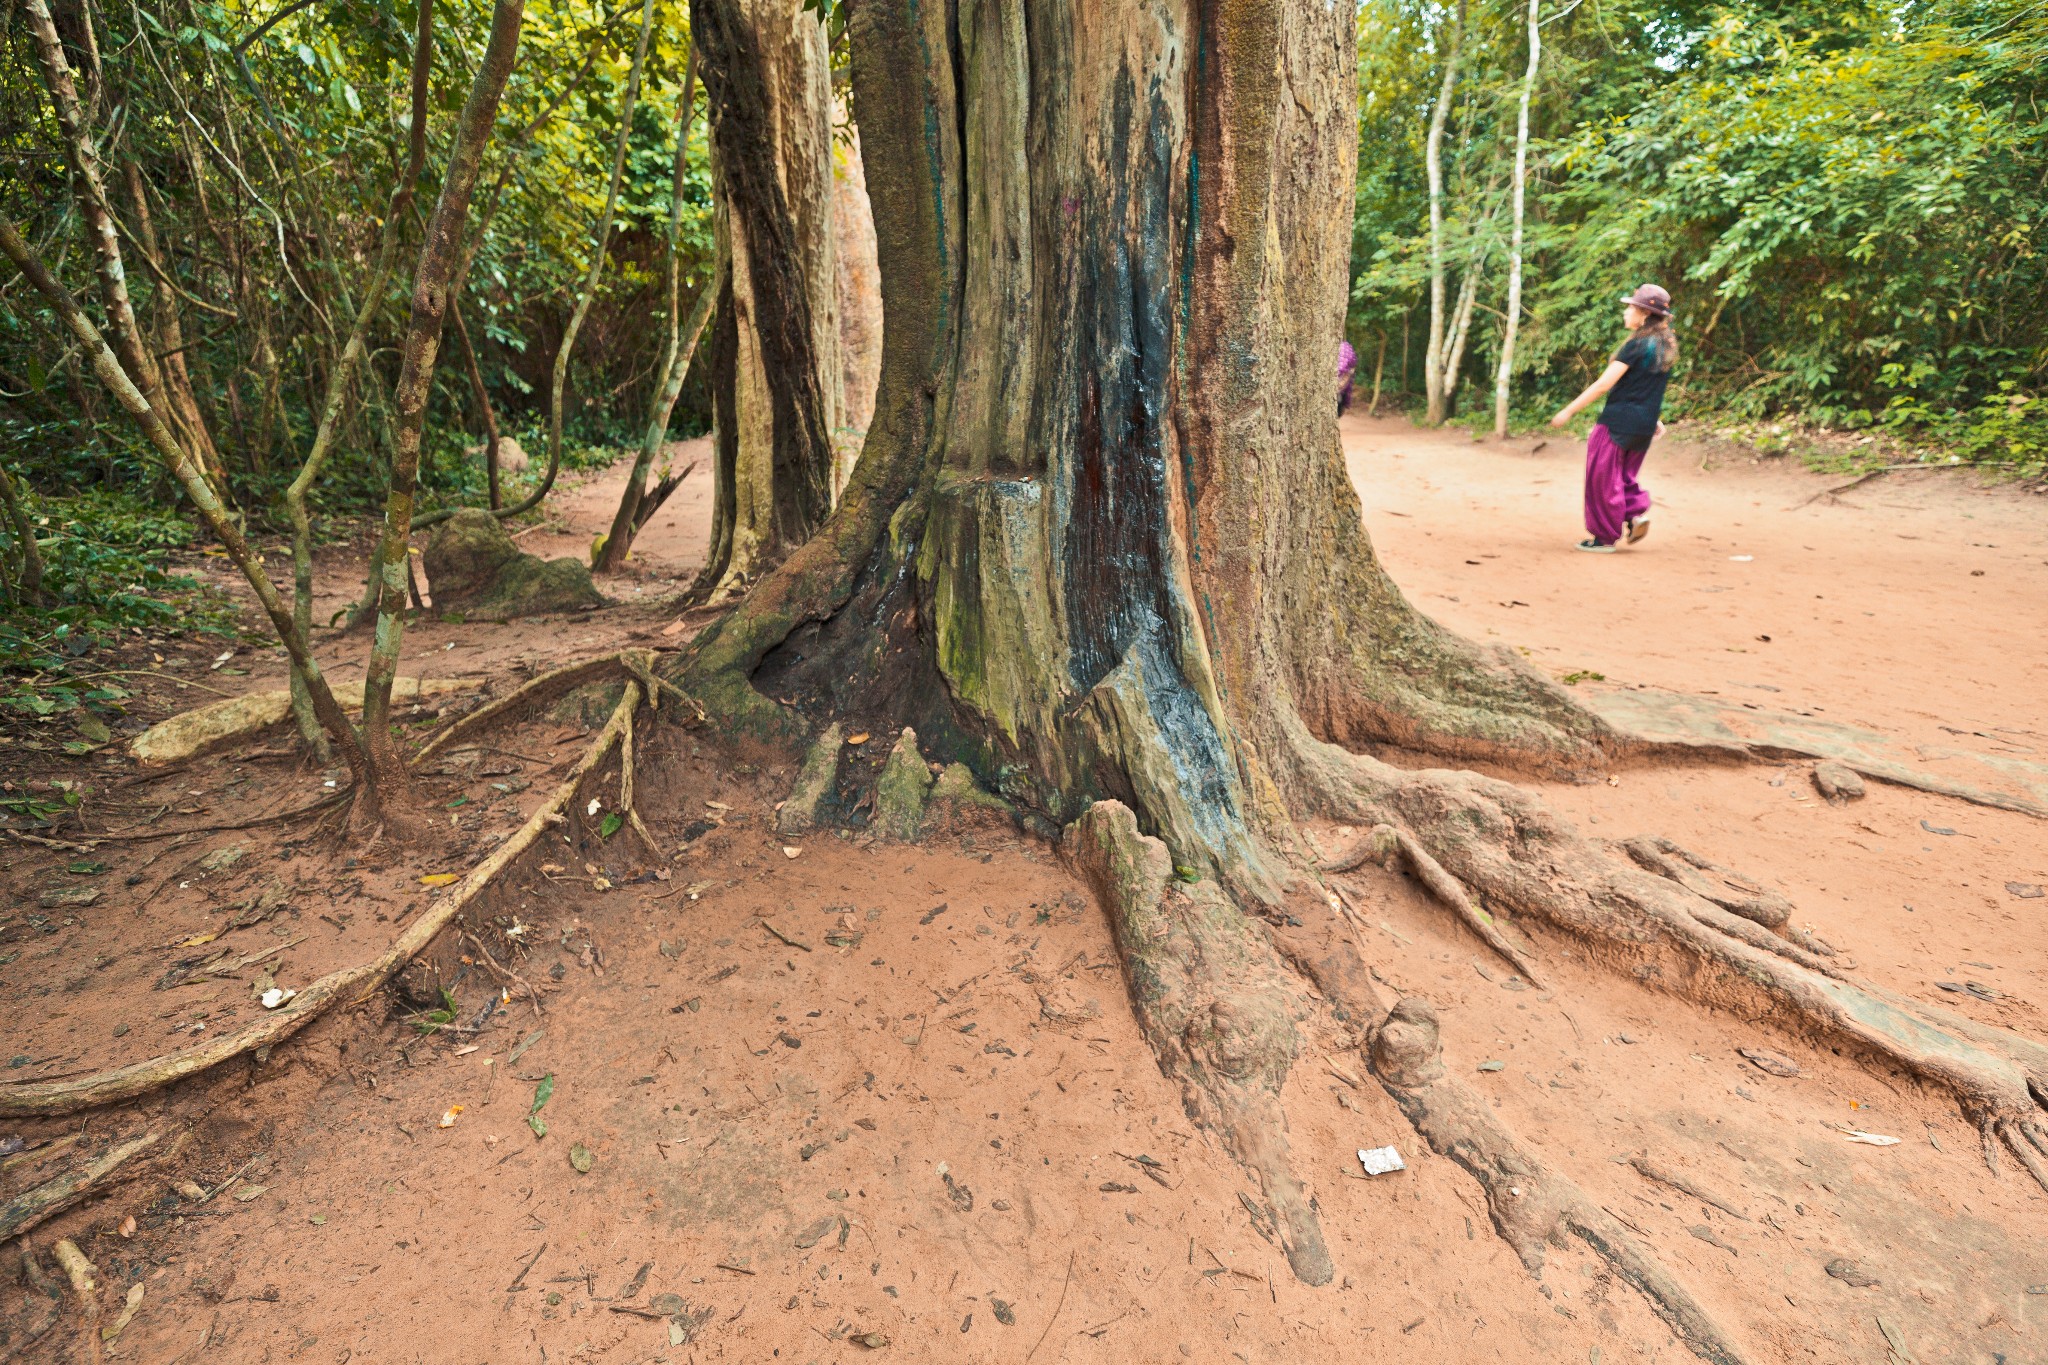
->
[[1550, 284, 1677, 552], [1337, 340, 1358, 416]]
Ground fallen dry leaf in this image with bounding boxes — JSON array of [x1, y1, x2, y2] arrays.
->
[[117, 1214, 136, 1238], [782, 847, 803, 860], [420, 872, 459, 887], [439, 1105, 464, 1129], [846, 732, 870, 745]]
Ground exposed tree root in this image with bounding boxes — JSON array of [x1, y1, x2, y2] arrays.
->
[[52, 1238, 101, 1365], [1320, 822, 1540, 983], [0, 682, 653, 1118], [1304, 747, 2048, 1191], [1064, 802, 1333, 1287], [1368, 999, 1751, 1365], [413, 650, 654, 765], [0, 1132, 161, 1242]]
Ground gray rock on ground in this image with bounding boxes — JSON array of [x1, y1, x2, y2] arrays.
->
[[1812, 760, 1867, 804], [423, 508, 603, 620]]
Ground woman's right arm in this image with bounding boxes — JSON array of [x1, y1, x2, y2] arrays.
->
[[1550, 360, 1630, 428]]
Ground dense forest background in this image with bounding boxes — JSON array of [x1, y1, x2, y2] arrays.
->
[[0, 0, 2042, 719], [1349, 0, 2048, 453]]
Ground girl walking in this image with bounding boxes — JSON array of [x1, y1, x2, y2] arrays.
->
[[1550, 284, 1677, 552]]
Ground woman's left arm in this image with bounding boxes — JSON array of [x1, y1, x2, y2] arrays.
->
[[1550, 360, 1629, 428]]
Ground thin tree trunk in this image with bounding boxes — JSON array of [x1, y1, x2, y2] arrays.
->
[[448, 295, 502, 510], [1, 216, 369, 784], [358, 0, 526, 810], [280, 0, 436, 761], [523, 0, 656, 529], [1442, 260, 1483, 408], [1369, 331, 1386, 415], [0, 458, 47, 606], [596, 45, 703, 572], [1422, 0, 1466, 427], [689, 0, 839, 599], [1493, 0, 1541, 438], [24, 0, 163, 424], [121, 161, 227, 485]]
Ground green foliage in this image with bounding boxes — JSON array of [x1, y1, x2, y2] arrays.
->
[[2, 0, 714, 542], [413, 986, 462, 1035], [1351, 0, 2048, 469], [0, 490, 238, 725]]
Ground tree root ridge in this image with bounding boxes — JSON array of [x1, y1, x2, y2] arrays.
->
[[1369, 999, 1750, 1365], [1334, 759, 2048, 1191], [1064, 801, 1333, 1286], [0, 680, 657, 1119]]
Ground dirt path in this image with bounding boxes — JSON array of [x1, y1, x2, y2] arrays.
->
[[3, 422, 2044, 1364]]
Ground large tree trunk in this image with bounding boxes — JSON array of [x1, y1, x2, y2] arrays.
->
[[690, 0, 841, 599], [673, 0, 1612, 1289]]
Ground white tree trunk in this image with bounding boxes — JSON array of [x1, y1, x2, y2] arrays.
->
[[1493, 0, 1541, 438], [832, 101, 882, 461], [1422, 0, 1466, 427]]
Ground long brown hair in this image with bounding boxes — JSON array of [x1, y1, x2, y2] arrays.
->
[[1635, 312, 1679, 372]]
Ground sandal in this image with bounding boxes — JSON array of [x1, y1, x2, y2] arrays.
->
[[1626, 517, 1650, 544], [1575, 538, 1617, 554]]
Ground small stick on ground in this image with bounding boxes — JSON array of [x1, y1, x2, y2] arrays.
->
[[1026, 1247, 1077, 1363], [0, 1131, 160, 1241], [461, 929, 547, 1019], [52, 1239, 101, 1365], [1630, 1153, 1750, 1221]]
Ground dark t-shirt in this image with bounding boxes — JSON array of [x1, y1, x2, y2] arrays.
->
[[1599, 334, 1671, 450]]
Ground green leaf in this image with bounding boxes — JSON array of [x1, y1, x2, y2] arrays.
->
[[528, 1073, 555, 1136], [599, 812, 624, 839]]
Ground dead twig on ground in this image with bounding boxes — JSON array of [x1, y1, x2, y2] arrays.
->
[[462, 928, 547, 1018], [1026, 1248, 1077, 1363]]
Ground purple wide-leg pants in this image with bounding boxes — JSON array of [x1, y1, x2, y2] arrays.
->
[[1583, 423, 1652, 543]]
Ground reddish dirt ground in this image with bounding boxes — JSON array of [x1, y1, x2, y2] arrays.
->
[[2, 420, 2044, 1364]]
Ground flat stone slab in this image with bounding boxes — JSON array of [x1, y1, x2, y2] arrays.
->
[[1586, 687, 2048, 818]]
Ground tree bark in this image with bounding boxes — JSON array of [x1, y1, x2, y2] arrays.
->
[[1493, 0, 1540, 438], [671, 0, 1615, 1287], [690, 0, 840, 600], [23, 0, 164, 432], [120, 162, 227, 483], [358, 0, 525, 816], [832, 105, 883, 448], [596, 46, 707, 572], [1422, 0, 1465, 426], [0, 458, 48, 607]]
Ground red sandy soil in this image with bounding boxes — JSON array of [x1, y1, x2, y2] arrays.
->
[[2, 420, 2044, 1365]]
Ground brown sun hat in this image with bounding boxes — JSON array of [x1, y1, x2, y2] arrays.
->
[[1620, 283, 1672, 316]]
